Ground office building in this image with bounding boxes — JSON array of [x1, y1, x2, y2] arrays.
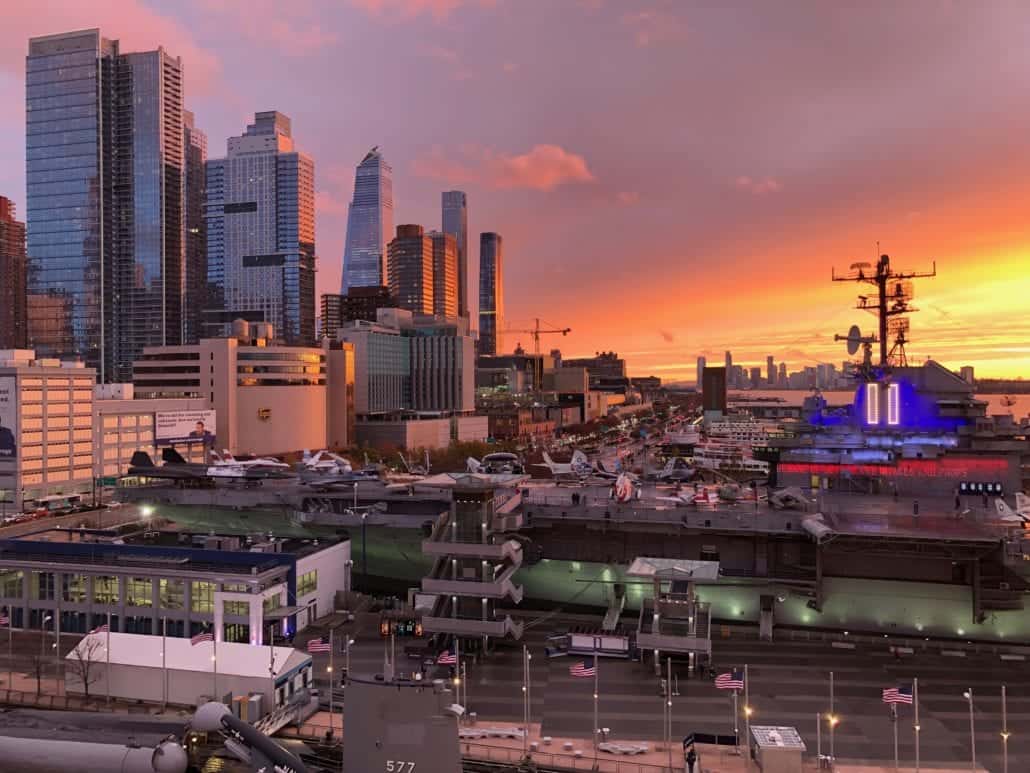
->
[[183, 110, 208, 343], [960, 366, 975, 385], [563, 351, 629, 393], [0, 350, 96, 513], [441, 191, 470, 320], [766, 356, 775, 386], [131, 321, 353, 456], [696, 356, 706, 390], [0, 527, 349, 641], [387, 225, 434, 315], [320, 287, 394, 336], [0, 197, 27, 350], [26, 30, 186, 382], [750, 366, 762, 388], [337, 310, 474, 416], [341, 147, 393, 291], [204, 112, 315, 344], [778, 362, 787, 387], [702, 365, 727, 416], [478, 232, 504, 355], [429, 231, 458, 318]]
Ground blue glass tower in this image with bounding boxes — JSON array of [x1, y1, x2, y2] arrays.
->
[[25, 29, 185, 382], [203, 112, 315, 344], [341, 147, 393, 292]]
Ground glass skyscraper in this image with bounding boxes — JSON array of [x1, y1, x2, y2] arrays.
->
[[441, 190, 469, 319], [341, 147, 393, 292], [183, 109, 207, 344], [478, 232, 504, 356], [204, 112, 316, 344], [26, 29, 186, 382]]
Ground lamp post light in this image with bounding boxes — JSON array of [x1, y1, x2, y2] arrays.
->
[[1001, 684, 1009, 773], [962, 689, 976, 771]]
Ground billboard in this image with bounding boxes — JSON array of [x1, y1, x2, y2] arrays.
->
[[0, 377, 16, 461], [155, 409, 216, 446]]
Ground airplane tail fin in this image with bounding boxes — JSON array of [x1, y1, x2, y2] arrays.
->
[[222, 448, 235, 462], [1016, 491, 1030, 514], [467, 457, 481, 473], [161, 447, 187, 465], [995, 498, 1024, 521], [571, 450, 588, 466], [130, 451, 155, 468], [542, 452, 555, 468]]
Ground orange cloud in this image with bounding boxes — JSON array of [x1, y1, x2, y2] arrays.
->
[[315, 190, 348, 217], [412, 144, 597, 191], [617, 191, 640, 205]]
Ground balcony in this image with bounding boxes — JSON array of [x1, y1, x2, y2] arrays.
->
[[422, 568, 523, 604], [421, 615, 524, 639], [421, 538, 523, 562]]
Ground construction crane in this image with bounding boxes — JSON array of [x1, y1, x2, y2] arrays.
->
[[501, 318, 571, 393]]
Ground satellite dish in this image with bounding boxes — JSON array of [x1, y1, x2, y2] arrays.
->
[[846, 325, 861, 356]]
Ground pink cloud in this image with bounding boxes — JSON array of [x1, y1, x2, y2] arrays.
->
[[620, 10, 687, 47], [617, 191, 640, 205], [0, 0, 220, 94], [189, 0, 336, 51], [315, 190, 349, 216], [502, 61, 519, 73], [412, 144, 597, 191], [734, 176, 783, 195], [349, 0, 492, 20]]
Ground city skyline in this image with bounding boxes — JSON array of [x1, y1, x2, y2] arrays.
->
[[3, 4, 1030, 380]]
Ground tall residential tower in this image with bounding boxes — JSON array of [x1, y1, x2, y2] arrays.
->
[[441, 191, 470, 320], [478, 232, 504, 356], [204, 111, 316, 343], [183, 110, 208, 343], [26, 29, 186, 381], [0, 197, 27, 349], [341, 148, 393, 292]]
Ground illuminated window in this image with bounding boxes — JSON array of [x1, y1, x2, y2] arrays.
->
[[887, 382, 901, 426], [865, 383, 879, 425], [126, 577, 153, 607], [160, 579, 185, 609], [31, 572, 55, 601], [263, 592, 283, 613], [62, 574, 87, 603], [94, 576, 119, 604], [191, 581, 214, 613], [297, 570, 317, 598], [224, 599, 250, 617], [0, 570, 23, 598]]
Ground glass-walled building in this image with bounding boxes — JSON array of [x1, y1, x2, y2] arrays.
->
[[203, 112, 315, 344], [478, 232, 504, 356], [25, 29, 187, 382], [441, 190, 470, 321], [341, 147, 393, 292]]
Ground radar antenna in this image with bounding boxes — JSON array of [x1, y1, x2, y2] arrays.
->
[[832, 253, 936, 367]]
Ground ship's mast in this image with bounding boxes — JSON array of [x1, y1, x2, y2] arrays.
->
[[832, 254, 936, 367]]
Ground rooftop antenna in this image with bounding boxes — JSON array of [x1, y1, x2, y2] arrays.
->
[[832, 253, 936, 367]]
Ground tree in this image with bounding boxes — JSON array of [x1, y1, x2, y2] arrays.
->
[[67, 636, 105, 701]]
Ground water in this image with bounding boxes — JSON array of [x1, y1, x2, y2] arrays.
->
[[732, 389, 1030, 417]]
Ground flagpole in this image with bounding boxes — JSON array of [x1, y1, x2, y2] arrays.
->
[[733, 688, 739, 755], [213, 633, 218, 701], [892, 703, 898, 772], [593, 652, 599, 765], [161, 617, 167, 710], [269, 634, 276, 714], [7, 612, 12, 690], [521, 645, 528, 757], [914, 677, 920, 773], [329, 628, 335, 736], [1001, 684, 1009, 773], [666, 656, 673, 772], [829, 670, 835, 762], [105, 610, 111, 706], [744, 663, 751, 768]]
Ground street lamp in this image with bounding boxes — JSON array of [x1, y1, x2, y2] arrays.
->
[[963, 689, 976, 771], [345, 638, 355, 681]]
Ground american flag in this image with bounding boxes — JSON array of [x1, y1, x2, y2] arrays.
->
[[0, 613, 8, 626], [569, 661, 596, 678], [307, 637, 331, 653], [715, 669, 745, 690], [882, 685, 914, 705], [436, 650, 457, 665], [191, 631, 214, 646], [90, 623, 109, 635]]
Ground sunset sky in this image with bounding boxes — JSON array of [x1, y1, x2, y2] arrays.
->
[[3, 1, 1030, 381]]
